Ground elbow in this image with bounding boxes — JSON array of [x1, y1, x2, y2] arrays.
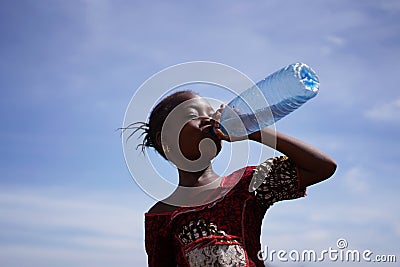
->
[[298, 158, 337, 188], [319, 159, 337, 181]]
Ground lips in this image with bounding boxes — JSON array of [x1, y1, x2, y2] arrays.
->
[[202, 125, 220, 142]]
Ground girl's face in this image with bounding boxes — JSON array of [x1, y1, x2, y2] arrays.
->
[[160, 94, 222, 170]]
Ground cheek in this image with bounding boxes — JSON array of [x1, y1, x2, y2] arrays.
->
[[178, 124, 201, 151], [179, 121, 201, 140], [177, 122, 221, 161]]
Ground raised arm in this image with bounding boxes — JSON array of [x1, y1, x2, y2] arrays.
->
[[212, 104, 337, 190], [248, 128, 337, 189]]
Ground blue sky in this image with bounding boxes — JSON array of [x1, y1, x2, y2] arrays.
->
[[0, 0, 399, 266]]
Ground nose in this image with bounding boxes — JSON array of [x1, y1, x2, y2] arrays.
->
[[199, 116, 212, 127]]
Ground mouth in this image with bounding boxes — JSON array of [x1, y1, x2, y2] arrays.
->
[[202, 125, 221, 144]]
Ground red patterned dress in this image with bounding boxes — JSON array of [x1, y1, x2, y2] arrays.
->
[[145, 156, 307, 267]]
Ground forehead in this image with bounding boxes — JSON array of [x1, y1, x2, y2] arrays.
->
[[180, 96, 213, 111], [166, 96, 214, 122]]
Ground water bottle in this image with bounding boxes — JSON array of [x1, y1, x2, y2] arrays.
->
[[218, 63, 319, 137]]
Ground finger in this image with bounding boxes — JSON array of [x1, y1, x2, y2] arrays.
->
[[210, 118, 219, 128], [214, 111, 221, 121], [211, 109, 222, 121], [213, 127, 230, 141], [215, 104, 227, 118]]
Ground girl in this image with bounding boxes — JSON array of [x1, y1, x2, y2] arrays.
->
[[131, 90, 336, 266]]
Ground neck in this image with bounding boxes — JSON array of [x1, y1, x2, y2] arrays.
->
[[178, 164, 219, 187]]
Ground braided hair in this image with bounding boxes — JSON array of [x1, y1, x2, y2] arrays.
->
[[123, 90, 198, 159]]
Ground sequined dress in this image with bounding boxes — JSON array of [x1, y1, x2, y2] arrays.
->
[[145, 156, 307, 267]]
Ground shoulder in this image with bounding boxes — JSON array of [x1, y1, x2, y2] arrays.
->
[[147, 201, 179, 214], [145, 202, 176, 236]]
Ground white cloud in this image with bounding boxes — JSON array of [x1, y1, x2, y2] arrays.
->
[[0, 187, 150, 267], [326, 35, 347, 47], [395, 224, 400, 238], [261, 189, 400, 266], [365, 98, 400, 123], [320, 35, 347, 56], [375, 0, 400, 13], [1, 1, 400, 266], [342, 166, 371, 194]]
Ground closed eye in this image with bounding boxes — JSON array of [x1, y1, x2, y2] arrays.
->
[[187, 114, 200, 120]]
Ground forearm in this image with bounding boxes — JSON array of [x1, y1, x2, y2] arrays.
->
[[212, 103, 336, 186], [248, 128, 337, 186]]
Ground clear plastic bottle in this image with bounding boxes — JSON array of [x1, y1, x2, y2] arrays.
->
[[219, 63, 319, 137]]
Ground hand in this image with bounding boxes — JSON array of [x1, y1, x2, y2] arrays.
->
[[211, 104, 249, 142]]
